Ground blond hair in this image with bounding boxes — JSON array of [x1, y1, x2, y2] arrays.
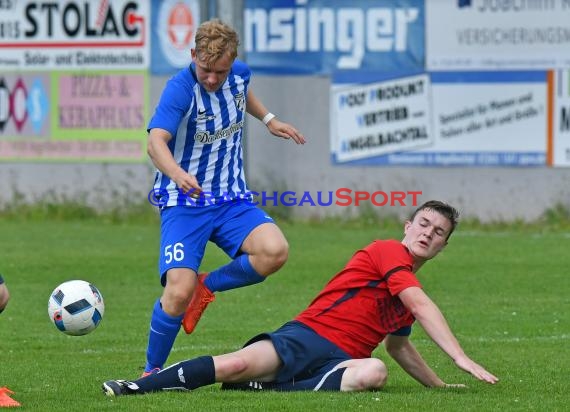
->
[[194, 19, 239, 66]]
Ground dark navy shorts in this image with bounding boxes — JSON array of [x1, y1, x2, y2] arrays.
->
[[158, 202, 274, 285], [244, 321, 352, 383]]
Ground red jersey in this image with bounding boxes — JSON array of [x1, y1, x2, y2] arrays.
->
[[295, 240, 421, 359]]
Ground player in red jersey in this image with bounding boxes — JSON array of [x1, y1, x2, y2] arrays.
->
[[102, 200, 498, 396]]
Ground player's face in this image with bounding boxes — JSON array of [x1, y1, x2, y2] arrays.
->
[[402, 209, 451, 262], [191, 49, 233, 92]]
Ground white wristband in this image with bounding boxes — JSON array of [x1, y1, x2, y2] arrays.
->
[[262, 112, 276, 125]]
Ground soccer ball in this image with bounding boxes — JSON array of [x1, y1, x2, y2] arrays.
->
[[48, 280, 105, 336]]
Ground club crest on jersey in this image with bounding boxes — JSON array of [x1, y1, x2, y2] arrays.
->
[[234, 92, 245, 112], [196, 108, 216, 122]]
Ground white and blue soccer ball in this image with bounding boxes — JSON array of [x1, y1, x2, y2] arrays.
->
[[48, 280, 105, 336]]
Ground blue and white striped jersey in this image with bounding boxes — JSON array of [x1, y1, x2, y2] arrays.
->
[[148, 60, 251, 208]]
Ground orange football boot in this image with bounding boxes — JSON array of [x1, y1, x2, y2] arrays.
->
[[182, 274, 215, 334]]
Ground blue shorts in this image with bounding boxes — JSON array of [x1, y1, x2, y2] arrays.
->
[[158, 201, 275, 285], [244, 321, 352, 383]]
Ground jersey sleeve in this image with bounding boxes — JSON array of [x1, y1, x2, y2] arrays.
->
[[387, 271, 422, 296], [390, 325, 412, 336], [147, 72, 195, 136], [366, 240, 422, 296], [232, 60, 251, 83]]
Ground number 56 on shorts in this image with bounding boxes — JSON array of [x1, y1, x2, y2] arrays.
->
[[164, 243, 185, 264]]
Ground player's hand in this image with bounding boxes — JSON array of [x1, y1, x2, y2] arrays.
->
[[454, 355, 499, 384], [172, 169, 202, 198], [267, 118, 306, 145]]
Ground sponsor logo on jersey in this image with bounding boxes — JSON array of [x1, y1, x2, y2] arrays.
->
[[194, 120, 244, 144]]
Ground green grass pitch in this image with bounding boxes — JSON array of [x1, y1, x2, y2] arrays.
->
[[0, 218, 568, 411]]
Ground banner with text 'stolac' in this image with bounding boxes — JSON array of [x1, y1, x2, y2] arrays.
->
[[0, 0, 150, 71]]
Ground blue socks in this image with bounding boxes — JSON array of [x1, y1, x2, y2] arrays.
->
[[204, 254, 266, 292], [144, 255, 265, 373], [135, 356, 216, 392], [144, 254, 264, 371], [145, 299, 183, 372]]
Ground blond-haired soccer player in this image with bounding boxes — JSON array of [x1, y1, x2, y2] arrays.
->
[[141, 19, 305, 377]]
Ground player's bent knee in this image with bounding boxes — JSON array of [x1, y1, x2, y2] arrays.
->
[[265, 239, 289, 271], [271, 247, 288, 271], [165, 283, 193, 303], [347, 359, 388, 391], [366, 359, 388, 389], [368, 360, 388, 389]]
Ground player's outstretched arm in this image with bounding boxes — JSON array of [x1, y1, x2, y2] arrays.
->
[[246, 90, 306, 144], [398, 287, 498, 385]]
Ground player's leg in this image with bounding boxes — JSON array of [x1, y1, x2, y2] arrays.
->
[[214, 339, 282, 382], [182, 203, 288, 334], [240, 222, 289, 275], [145, 268, 198, 373], [222, 367, 349, 392], [221, 321, 355, 392], [144, 207, 211, 372], [103, 339, 282, 396], [204, 203, 288, 293], [223, 358, 387, 392], [219, 327, 386, 393]]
